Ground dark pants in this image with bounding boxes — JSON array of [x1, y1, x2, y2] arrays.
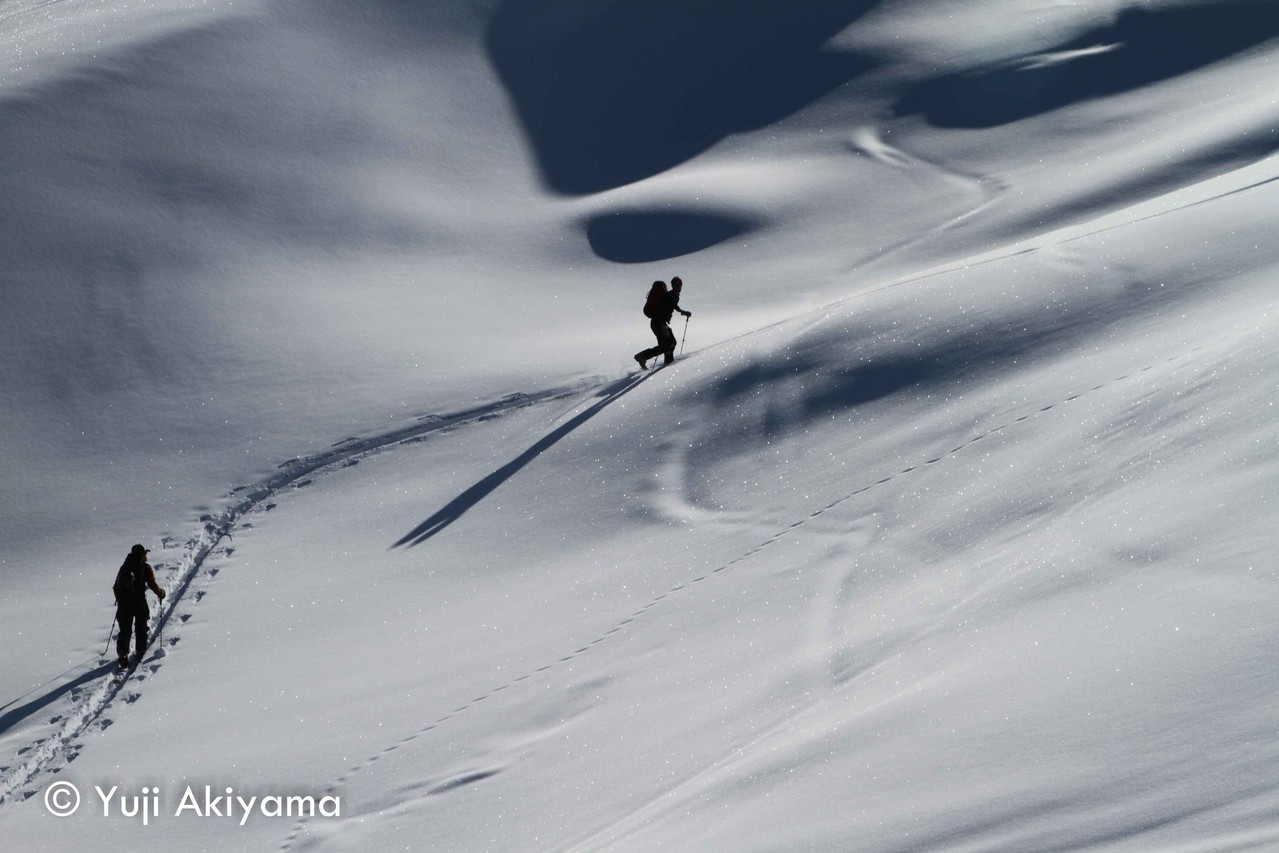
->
[[637, 318, 677, 365], [116, 599, 150, 661]]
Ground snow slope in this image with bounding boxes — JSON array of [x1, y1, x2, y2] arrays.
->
[[2, 0, 1277, 850]]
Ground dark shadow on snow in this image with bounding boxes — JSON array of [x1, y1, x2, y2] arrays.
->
[[696, 266, 1219, 456], [586, 208, 760, 263], [714, 356, 934, 423], [703, 352, 943, 448], [393, 372, 653, 548], [0, 663, 115, 738], [486, 0, 880, 195], [895, 0, 1279, 128]]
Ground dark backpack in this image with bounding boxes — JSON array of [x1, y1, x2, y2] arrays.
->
[[113, 558, 146, 602], [643, 284, 666, 319]]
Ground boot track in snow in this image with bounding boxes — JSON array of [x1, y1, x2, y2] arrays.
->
[[0, 380, 625, 808]]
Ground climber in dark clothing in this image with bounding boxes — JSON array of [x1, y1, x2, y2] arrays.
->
[[634, 276, 692, 368], [112, 544, 166, 670]]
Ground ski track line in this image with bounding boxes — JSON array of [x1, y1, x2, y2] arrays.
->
[[820, 162, 1279, 324], [0, 382, 603, 809], [697, 162, 1277, 366], [281, 338, 1222, 850], [846, 127, 1012, 278]]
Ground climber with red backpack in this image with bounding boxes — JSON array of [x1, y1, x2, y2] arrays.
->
[[634, 276, 692, 369]]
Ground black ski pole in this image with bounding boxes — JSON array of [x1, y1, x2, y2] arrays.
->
[[103, 611, 115, 658], [679, 315, 690, 356]]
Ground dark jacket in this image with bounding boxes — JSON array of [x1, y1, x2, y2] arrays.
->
[[653, 290, 685, 324], [113, 556, 164, 605]]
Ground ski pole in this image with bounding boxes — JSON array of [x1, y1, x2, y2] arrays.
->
[[154, 597, 165, 649], [679, 314, 690, 356], [103, 612, 115, 658]]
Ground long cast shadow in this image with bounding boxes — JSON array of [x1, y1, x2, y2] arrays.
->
[[0, 662, 115, 737], [393, 372, 653, 548]]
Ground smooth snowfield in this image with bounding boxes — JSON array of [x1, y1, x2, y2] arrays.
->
[[1, 0, 1277, 850]]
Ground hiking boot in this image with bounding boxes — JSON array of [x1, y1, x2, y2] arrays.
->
[[634, 353, 648, 369]]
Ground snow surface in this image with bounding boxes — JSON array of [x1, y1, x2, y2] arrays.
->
[[1, 0, 1278, 850]]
